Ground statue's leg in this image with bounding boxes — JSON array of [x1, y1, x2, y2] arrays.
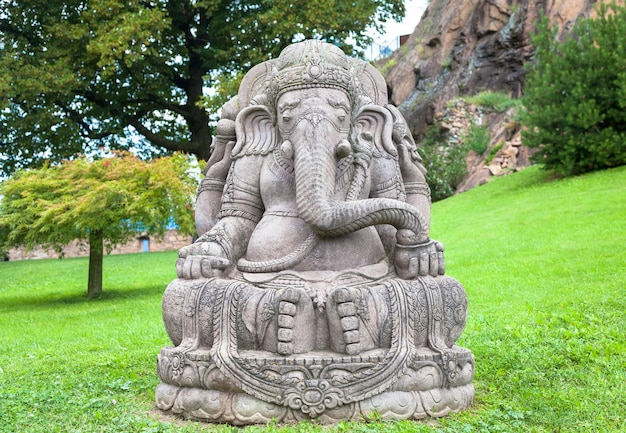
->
[[241, 286, 315, 355], [162, 278, 227, 350], [326, 285, 390, 354], [401, 276, 468, 349], [239, 285, 272, 350], [438, 276, 468, 347]]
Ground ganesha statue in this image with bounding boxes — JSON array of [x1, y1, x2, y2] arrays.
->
[[156, 40, 474, 424]]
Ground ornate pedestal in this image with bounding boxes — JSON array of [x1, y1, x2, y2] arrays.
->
[[156, 276, 474, 424], [156, 348, 474, 424]]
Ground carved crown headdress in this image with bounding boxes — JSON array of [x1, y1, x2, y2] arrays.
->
[[237, 40, 389, 111], [267, 40, 357, 104]]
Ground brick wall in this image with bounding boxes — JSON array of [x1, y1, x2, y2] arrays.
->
[[6, 230, 193, 261]]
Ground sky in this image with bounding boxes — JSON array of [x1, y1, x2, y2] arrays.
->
[[372, 0, 429, 44], [362, 0, 429, 59]]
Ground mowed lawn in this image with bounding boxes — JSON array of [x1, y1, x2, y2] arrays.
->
[[0, 165, 624, 433]]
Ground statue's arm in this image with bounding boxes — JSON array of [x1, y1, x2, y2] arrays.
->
[[368, 155, 405, 254], [400, 152, 448, 278], [369, 153, 445, 278], [196, 97, 240, 236], [177, 155, 264, 279], [396, 142, 431, 238]]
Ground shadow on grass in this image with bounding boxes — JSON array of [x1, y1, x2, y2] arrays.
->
[[0, 284, 165, 313]]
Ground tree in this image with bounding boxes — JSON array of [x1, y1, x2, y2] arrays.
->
[[522, 2, 626, 176], [0, 152, 196, 298], [0, 0, 404, 177]]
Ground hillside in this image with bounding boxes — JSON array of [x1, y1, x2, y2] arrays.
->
[[432, 165, 626, 431], [1, 165, 624, 432], [384, 0, 598, 131], [381, 0, 605, 191]]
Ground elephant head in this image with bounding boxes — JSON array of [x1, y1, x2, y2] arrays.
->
[[232, 40, 427, 245]]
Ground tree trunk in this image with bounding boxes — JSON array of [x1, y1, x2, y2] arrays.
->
[[87, 229, 104, 298]]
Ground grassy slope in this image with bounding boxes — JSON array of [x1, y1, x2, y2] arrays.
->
[[0, 165, 624, 432], [431, 165, 626, 432]]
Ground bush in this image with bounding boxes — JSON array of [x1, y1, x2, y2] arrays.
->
[[521, 2, 626, 176], [465, 91, 521, 113], [418, 126, 468, 202], [464, 123, 491, 154]]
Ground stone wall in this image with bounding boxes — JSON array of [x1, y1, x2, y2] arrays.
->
[[6, 230, 193, 261]]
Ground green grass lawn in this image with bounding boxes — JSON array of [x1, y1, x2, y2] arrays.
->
[[1, 165, 625, 432]]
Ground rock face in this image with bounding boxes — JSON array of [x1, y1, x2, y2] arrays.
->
[[156, 40, 474, 425], [385, 0, 598, 131], [382, 0, 600, 189], [436, 98, 531, 192]]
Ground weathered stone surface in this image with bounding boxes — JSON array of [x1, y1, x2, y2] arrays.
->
[[157, 40, 474, 425], [459, 168, 492, 191]]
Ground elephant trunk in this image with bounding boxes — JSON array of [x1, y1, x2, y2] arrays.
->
[[292, 117, 426, 243]]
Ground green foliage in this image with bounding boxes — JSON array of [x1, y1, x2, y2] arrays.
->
[[0, 152, 196, 295], [379, 58, 398, 75], [521, 2, 626, 176], [464, 91, 521, 113], [485, 141, 504, 165], [0, 0, 404, 177], [440, 55, 452, 69], [464, 124, 491, 154], [418, 127, 468, 202], [0, 152, 195, 253], [1, 166, 625, 431]]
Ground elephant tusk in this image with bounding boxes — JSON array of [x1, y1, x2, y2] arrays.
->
[[336, 139, 352, 158], [281, 140, 294, 160]]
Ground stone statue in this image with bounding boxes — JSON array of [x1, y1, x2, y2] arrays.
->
[[156, 40, 474, 425]]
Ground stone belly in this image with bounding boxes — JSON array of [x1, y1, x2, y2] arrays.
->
[[244, 214, 387, 272]]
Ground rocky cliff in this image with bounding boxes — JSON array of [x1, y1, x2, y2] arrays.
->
[[382, 0, 601, 191]]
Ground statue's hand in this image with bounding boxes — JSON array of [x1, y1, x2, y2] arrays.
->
[[394, 238, 445, 279], [176, 242, 230, 279], [397, 139, 425, 182]]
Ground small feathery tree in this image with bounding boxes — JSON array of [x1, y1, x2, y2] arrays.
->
[[0, 152, 196, 298], [522, 2, 626, 176]]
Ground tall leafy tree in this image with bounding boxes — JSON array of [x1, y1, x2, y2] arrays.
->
[[522, 2, 626, 176], [0, 152, 196, 298], [0, 0, 404, 177]]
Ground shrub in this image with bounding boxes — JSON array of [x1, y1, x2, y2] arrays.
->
[[464, 123, 491, 154], [464, 91, 521, 113], [521, 3, 626, 176], [486, 142, 504, 165], [418, 126, 468, 202]]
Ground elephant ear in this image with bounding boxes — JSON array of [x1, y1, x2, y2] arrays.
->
[[355, 62, 389, 106], [232, 105, 278, 159], [238, 61, 274, 107], [355, 105, 397, 159]]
